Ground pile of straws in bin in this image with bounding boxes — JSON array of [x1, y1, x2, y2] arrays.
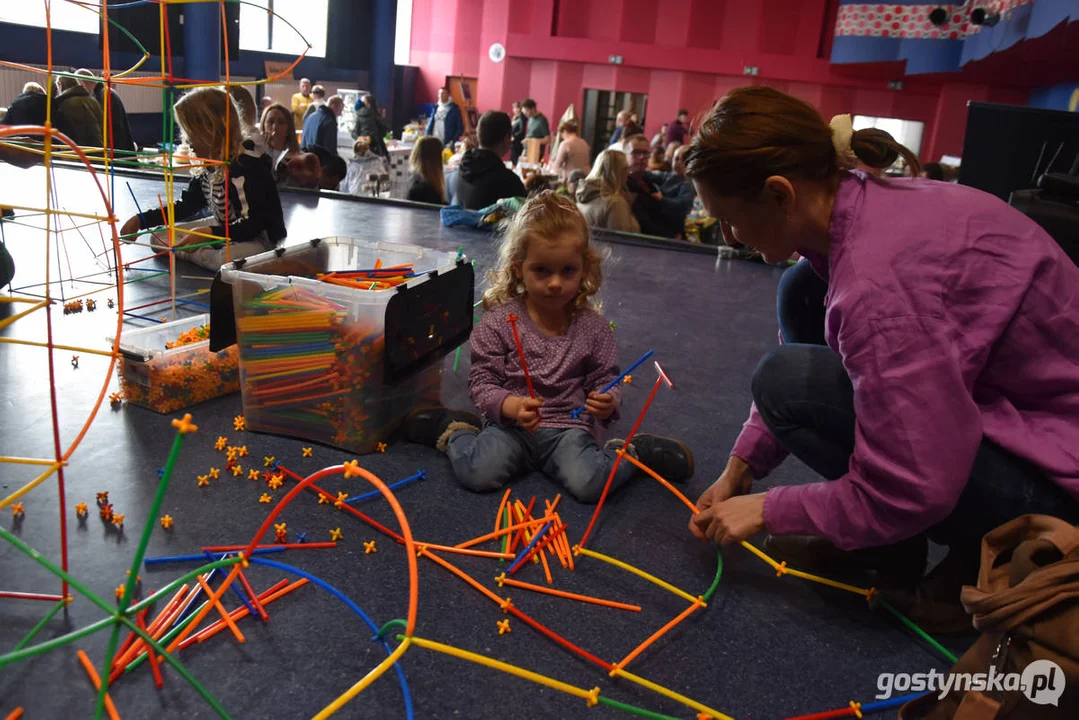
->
[[314, 262, 416, 291]]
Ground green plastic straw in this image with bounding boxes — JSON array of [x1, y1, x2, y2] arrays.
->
[[1, 615, 115, 666], [452, 346, 461, 373], [879, 599, 959, 665], [596, 695, 682, 720], [97, 425, 189, 719], [701, 552, 724, 603], [501, 506, 511, 556], [13, 597, 68, 651]]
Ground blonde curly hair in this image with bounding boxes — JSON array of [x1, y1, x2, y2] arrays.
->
[[174, 87, 242, 176], [482, 191, 605, 313]]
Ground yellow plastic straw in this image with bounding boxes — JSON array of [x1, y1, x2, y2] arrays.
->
[[313, 638, 412, 719], [574, 546, 699, 605], [612, 666, 733, 720], [404, 635, 601, 706]]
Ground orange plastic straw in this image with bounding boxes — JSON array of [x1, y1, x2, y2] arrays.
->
[[196, 575, 245, 644], [414, 543, 515, 560], [110, 585, 189, 678], [135, 612, 163, 688], [454, 516, 551, 550], [166, 564, 242, 653], [616, 450, 699, 515], [76, 650, 121, 720], [494, 488, 512, 534], [511, 523, 569, 573], [614, 599, 704, 672], [420, 548, 508, 607], [539, 547, 554, 584], [498, 575, 642, 612], [185, 578, 303, 648], [4, 708, 23, 720], [556, 514, 574, 571]]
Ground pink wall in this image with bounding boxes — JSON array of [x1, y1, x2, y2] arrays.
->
[[408, 0, 1035, 159]]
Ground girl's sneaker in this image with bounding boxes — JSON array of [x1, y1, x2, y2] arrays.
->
[[605, 434, 694, 483]]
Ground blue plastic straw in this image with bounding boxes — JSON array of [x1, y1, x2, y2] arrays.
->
[[861, 692, 931, 713], [345, 471, 425, 504], [507, 520, 553, 574], [248, 556, 414, 720], [570, 349, 654, 418], [206, 552, 257, 619], [126, 181, 145, 225], [144, 546, 287, 565]]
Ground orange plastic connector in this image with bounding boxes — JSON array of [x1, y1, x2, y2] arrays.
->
[[776, 561, 788, 577], [849, 701, 863, 718]]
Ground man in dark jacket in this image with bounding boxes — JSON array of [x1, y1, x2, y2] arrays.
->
[[53, 75, 104, 147], [301, 95, 343, 156], [75, 69, 136, 155], [454, 110, 526, 210]]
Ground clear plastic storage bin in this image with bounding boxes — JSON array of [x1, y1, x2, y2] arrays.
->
[[218, 237, 473, 454], [108, 314, 240, 414]]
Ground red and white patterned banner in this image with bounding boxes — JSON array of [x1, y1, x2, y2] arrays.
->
[[836, 1, 1034, 40]]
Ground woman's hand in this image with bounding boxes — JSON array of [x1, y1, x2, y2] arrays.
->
[[691, 493, 767, 546], [502, 396, 543, 432], [689, 455, 754, 540], [585, 391, 615, 420]]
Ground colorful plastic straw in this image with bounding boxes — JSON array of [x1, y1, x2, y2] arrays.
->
[[75, 650, 121, 720], [507, 521, 553, 573], [345, 471, 425, 503], [506, 313, 537, 399], [574, 546, 699, 605], [496, 574, 642, 612], [570, 349, 654, 418]]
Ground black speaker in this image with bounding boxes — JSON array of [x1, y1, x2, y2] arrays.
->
[[390, 64, 418, 135], [325, 0, 373, 70], [102, 4, 239, 61]]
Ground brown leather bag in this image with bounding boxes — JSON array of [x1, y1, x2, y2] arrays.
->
[[900, 515, 1079, 719]]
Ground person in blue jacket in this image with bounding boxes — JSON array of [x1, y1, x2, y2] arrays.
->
[[425, 87, 464, 147]]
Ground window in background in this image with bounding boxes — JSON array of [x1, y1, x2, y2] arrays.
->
[[852, 115, 925, 156], [240, 0, 328, 58], [0, 4, 99, 35]]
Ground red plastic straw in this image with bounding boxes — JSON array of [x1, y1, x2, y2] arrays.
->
[[135, 612, 163, 688], [507, 314, 536, 399], [782, 708, 858, 720], [275, 464, 405, 545], [0, 591, 66, 601], [579, 374, 665, 548]]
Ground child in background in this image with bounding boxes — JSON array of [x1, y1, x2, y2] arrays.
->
[[341, 137, 389, 195], [121, 87, 285, 271], [404, 192, 694, 502]]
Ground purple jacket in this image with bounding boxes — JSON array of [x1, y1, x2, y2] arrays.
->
[[469, 297, 622, 442], [733, 172, 1079, 550]]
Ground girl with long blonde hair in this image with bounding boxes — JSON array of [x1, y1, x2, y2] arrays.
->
[[406, 135, 447, 204], [120, 87, 285, 270], [401, 191, 694, 501], [575, 149, 639, 233]]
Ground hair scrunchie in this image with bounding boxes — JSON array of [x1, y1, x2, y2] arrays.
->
[[829, 114, 857, 168]]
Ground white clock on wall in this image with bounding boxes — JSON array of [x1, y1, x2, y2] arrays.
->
[[488, 43, 506, 63]]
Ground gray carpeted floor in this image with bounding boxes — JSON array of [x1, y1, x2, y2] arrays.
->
[[0, 164, 971, 719]]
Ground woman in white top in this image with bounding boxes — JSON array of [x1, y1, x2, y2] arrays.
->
[[550, 120, 591, 180]]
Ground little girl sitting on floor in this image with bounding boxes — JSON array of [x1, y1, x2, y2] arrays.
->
[[405, 191, 694, 502], [121, 87, 286, 271]]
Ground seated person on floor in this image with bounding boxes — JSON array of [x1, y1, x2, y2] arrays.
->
[[455, 110, 526, 210], [120, 87, 285, 272], [683, 86, 1079, 633], [403, 191, 694, 502]]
